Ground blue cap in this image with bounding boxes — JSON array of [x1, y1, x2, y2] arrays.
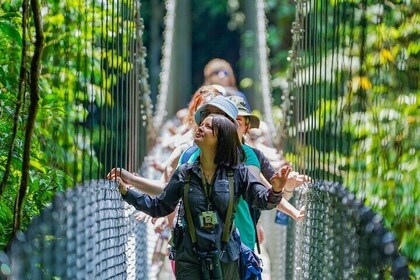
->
[[194, 96, 238, 125]]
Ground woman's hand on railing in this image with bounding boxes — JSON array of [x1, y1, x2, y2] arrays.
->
[[107, 167, 135, 185], [292, 206, 305, 222], [116, 177, 129, 195], [284, 171, 311, 193]]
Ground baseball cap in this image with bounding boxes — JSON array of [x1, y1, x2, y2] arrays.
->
[[194, 96, 238, 125], [227, 96, 260, 129]]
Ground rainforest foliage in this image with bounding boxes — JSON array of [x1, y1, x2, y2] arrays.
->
[[0, 0, 418, 276]]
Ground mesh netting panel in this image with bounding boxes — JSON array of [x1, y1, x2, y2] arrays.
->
[[283, 181, 409, 279], [5, 180, 147, 279]]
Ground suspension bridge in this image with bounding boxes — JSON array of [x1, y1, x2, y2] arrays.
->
[[0, 0, 416, 279]]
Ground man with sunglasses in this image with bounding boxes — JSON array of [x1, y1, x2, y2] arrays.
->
[[203, 58, 251, 111]]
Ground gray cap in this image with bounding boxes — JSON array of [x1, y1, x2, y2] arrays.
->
[[227, 96, 260, 129], [194, 96, 238, 125]]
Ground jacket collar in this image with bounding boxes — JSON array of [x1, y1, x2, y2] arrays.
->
[[185, 156, 240, 178]]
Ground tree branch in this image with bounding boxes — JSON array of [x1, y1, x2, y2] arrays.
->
[[11, 0, 44, 237]]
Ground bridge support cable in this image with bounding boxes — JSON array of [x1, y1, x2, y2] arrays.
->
[[255, 0, 277, 147], [153, 0, 176, 133], [153, 0, 191, 136]]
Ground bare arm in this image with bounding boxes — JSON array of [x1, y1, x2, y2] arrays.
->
[[107, 167, 164, 196], [277, 200, 305, 221]]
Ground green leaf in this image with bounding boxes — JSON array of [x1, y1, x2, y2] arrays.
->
[[30, 159, 47, 173], [0, 12, 20, 20], [0, 20, 22, 47]]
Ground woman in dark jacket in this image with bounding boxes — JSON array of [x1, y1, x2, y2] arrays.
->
[[118, 113, 290, 279]]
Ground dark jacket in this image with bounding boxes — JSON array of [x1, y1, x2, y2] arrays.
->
[[251, 146, 276, 181], [122, 159, 282, 262]]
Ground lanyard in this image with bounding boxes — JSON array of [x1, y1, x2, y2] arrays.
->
[[200, 166, 214, 210]]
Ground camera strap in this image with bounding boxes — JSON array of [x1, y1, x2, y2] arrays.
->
[[183, 173, 197, 245], [221, 170, 234, 244], [183, 170, 235, 249]]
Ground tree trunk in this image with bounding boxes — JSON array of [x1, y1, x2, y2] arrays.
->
[[11, 0, 44, 238]]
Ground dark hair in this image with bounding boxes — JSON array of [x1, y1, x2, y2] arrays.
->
[[209, 114, 245, 168]]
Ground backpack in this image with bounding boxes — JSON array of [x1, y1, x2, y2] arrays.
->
[[233, 229, 263, 280], [179, 144, 199, 164]]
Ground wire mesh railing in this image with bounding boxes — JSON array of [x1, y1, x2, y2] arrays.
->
[[264, 181, 409, 280], [2, 181, 147, 279], [272, 0, 418, 276]]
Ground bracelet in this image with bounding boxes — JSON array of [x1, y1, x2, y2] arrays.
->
[[284, 188, 293, 193], [272, 189, 283, 195]]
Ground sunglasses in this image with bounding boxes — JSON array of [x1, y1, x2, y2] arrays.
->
[[210, 70, 229, 78]]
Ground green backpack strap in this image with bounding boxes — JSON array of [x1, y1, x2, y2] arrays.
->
[[183, 172, 197, 245], [221, 170, 234, 244], [183, 170, 235, 248]]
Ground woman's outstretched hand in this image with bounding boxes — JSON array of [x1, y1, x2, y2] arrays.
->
[[270, 166, 292, 193]]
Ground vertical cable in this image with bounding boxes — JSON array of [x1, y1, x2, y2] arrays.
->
[[81, 0, 88, 183], [338, 0, 347, 184], [97, 0, 104, 179], [103, 0, 109, 178], [307, 0, 313, 179], [132, 5, 138, 173], [337, 0, 346, 184], [129, 0, 135, 172], [89, 0, 95, 180], [126, 0, 132, 172], [300, 0, 307, 176], [74, 0, 82, 183], [116, 0, 122, 173], [311, 0, 318, 180], [331, 0, 340, 183], [352, 0, 368, 190], [317, 0, 323, 180], [109, 0, 115, 173], [345, 1, 356, 187], [295, 0, 301, 176], [63, 2, 70, 188], [115, 0, 120, 174], [133, 6, 137, 170], [323, 0, 329, 181]]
